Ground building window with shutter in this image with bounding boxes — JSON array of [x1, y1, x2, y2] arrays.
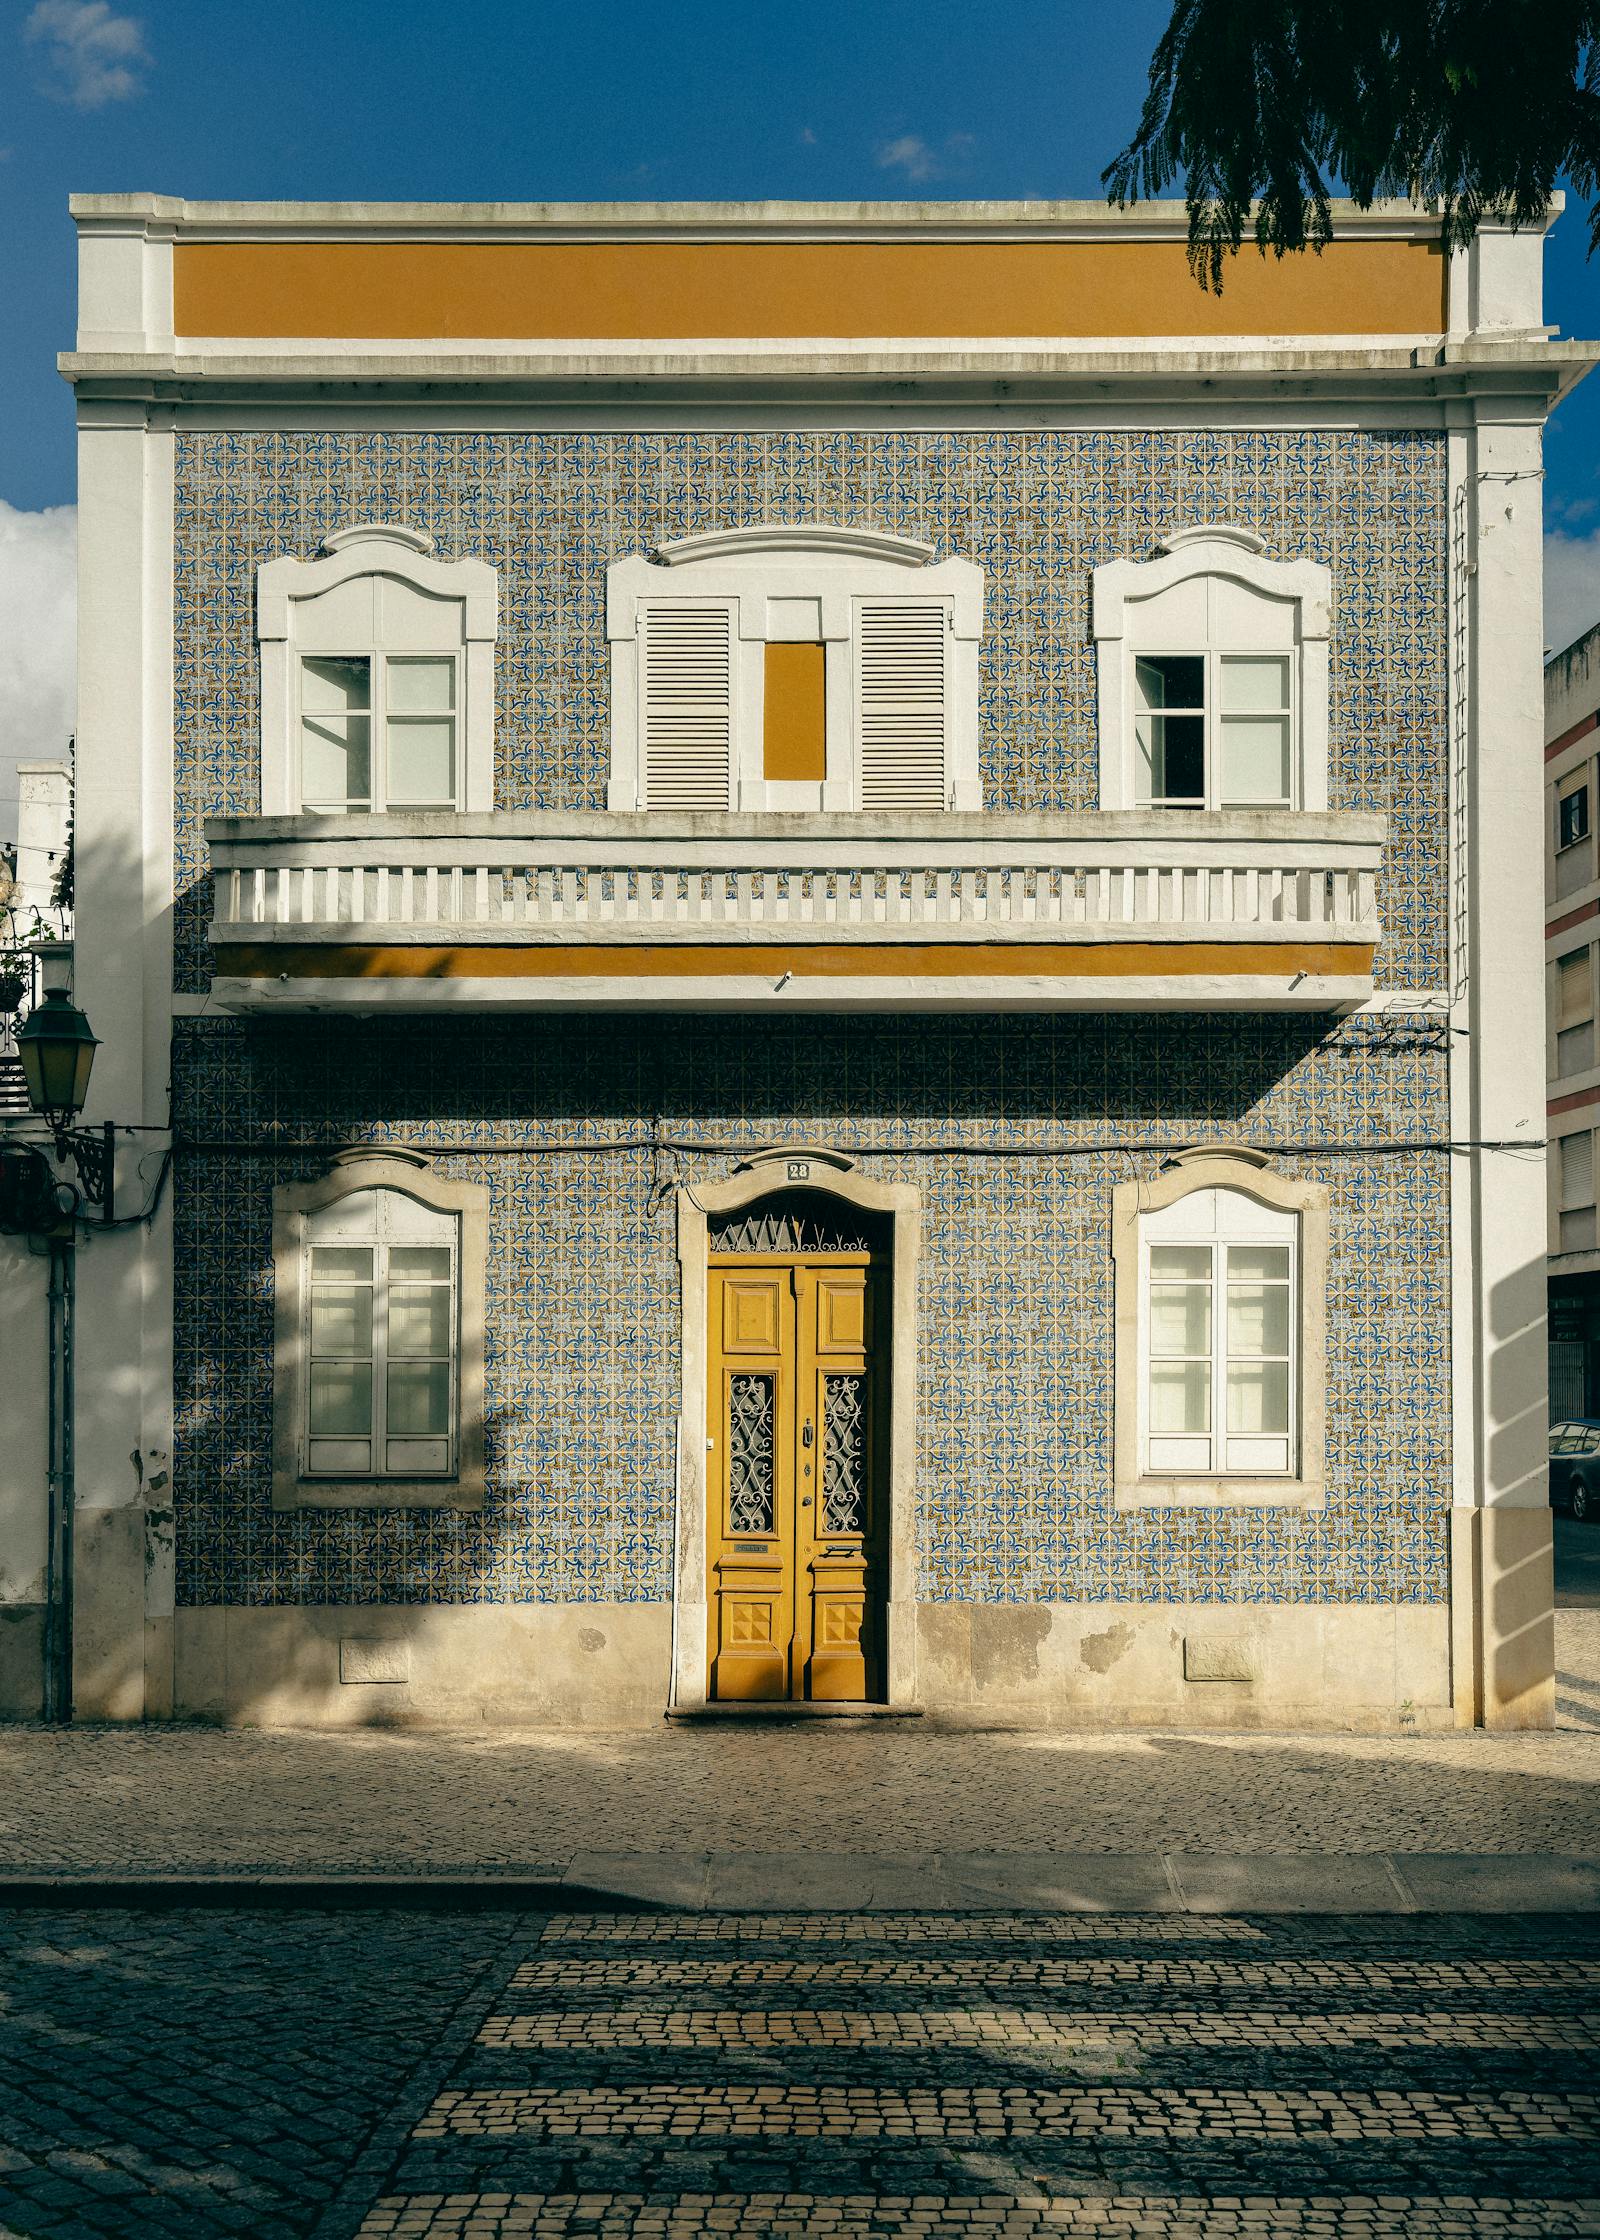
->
[[606, 525, 983, 814], [1092, 526, 1331, 813], [1111, 1147, 1329, 1510], [1556, 947, 1596, 1077], [272, 1152, 488, 1511], [1558, 1128, 1599, 1256]]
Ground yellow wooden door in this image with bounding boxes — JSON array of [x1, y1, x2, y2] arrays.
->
[[708, 1255, 884, 1701]]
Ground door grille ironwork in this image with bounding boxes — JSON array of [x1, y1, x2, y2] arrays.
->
[[727, 1371, 776, 1533], [821, 1372, 867, 1533]]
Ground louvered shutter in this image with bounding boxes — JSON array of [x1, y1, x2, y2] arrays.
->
[[856, 600, 948, 811], [641, 602, 735, 811]]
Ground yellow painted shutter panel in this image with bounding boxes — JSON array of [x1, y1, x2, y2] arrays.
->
[[857, 601, 947, 810], [642, 603, 734, 810]]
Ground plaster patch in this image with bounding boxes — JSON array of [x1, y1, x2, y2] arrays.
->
[[1079, 1621, 1135, 1675]]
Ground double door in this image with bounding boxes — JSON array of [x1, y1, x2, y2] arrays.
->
[[707, 1254, 885, 1701]]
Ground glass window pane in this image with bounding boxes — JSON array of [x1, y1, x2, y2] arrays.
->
[[309, 1360, 373, 1437], [388, 1286, 451, 1358], [302, 715, 371, 806], [389, 1246, 452, 1280], [1150, 1359, 1210, 1433], [386, 1359, 450, 1437], [1227, 1360, 1290, 1435], [1219, 716, 1291, 804], [311, 1246, 374, 1279], [1151, 1245, 1211, 1280], [386, 719, 455, 804], [1227, 1283, 1290, 1357], [1135, 655, 1205, 711], [1221, 656, 1290, 713], [1150, 1283, 1212, 1355], [301, 655, 371, 713], [1227, 1246, 1291, 1282], [310, 1285, 373, 1359], [387, 657, 455, 713]]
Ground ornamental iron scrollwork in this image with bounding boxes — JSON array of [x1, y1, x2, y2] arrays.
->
[[727, 1372, 776, 1534], [821, 1373, 867, 1534]]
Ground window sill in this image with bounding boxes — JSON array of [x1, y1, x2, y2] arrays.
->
[[1115, 1476, 1325, 1512], [272, 1474, 484, 1512]]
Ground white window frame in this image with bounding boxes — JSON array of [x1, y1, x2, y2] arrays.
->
[[605, 524, 984, 813], [1111, 1146, 1328, 1510], [272, 1151, 488, 1511], [257, 524, 498, 817], [1091, 526, 1332, 814]]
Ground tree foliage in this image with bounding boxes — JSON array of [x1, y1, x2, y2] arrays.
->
[[1105, 0, 1600, 288]]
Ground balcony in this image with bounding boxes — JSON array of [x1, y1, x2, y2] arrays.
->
[[204, 809, 1385, 1013]]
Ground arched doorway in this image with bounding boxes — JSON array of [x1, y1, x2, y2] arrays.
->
[[673, 1148, 921, 1710]]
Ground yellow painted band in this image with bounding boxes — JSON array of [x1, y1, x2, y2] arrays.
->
[[212, 940, 1374, 980], [174, 239, 1446, 343]]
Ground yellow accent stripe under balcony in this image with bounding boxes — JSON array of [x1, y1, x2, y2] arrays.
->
[[212, 939, 1374, 982]]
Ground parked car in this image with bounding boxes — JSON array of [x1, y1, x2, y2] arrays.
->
[[1550, 1420, 1600, 1521]]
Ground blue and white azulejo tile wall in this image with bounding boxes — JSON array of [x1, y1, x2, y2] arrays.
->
[[171, 429, 1447, 989], [171, 1011, 1450, 1611], [168, 425, 1451, 1615]]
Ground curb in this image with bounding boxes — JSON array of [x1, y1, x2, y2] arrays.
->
[[1, 1850, 1598, 1914]]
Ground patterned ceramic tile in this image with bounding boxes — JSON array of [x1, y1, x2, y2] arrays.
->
[[171, 429, 1447, 990], [171, 1012, 1451, 1609]]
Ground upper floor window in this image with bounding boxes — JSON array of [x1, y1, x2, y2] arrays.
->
[[1092, 526, 1332, 814], [606, 525, 984, 814], [257, 525, 498, 818], [271, 1152, 487, 1511], [1560, 777, 1591, 852]]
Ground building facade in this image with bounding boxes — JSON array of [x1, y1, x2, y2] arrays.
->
[[1, 195, 1585, 1729], [1545, 626, 1600, 1418]]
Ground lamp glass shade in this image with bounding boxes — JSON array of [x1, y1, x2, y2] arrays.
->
[[16, 990, 98, 1123]]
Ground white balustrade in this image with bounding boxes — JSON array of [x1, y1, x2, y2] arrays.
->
[[206, 812, 1384, 946]]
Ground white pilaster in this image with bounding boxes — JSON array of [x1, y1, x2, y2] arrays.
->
[[71, 390, 175, 1720], [1453, 394, 1557, 1726]]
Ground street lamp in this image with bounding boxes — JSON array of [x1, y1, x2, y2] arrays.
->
[[14, 944, 111, 1215]]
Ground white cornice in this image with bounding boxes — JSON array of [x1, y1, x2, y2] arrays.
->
[[67, 192, 1474, 245]]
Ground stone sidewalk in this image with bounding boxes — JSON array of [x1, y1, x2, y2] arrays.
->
[[0, 1588, 1592, 1907]]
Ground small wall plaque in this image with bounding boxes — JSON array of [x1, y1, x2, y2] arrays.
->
[[340, 1637, 410, 1685]]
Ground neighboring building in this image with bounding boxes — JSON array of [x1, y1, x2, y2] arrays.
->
[[1546, 626, 1600, 1417], [2, 193, 1587, 1730], [12, 760, 72, 919]]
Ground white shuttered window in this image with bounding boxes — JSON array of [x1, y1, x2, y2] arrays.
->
[[640, 602, 735, 810], [856, 600, 949, 811]]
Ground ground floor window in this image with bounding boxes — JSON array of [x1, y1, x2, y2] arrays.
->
[[271, 1151, 487, 1511], [1112, 1146, 1327, 1510]]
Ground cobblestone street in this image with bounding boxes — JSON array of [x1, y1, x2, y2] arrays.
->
[[1, 1907, 1598, 2239]]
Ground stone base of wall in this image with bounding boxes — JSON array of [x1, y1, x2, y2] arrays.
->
[[166, 1600, 1455, 1729], [0, 1606, 44, 1720], [918, 1602, 1454, 1731], [172, 1605, 675, 1728]]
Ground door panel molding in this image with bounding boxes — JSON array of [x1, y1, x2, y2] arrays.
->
[[675, 1149, 921, 1711]]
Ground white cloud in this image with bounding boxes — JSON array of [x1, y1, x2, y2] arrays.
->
[[1546, 528, 1600, 659], [876, 131, 975, 185], [0, 503, 76, 846], [24, 0, 148, 109]]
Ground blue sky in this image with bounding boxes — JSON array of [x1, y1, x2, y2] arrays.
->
[[2, 0, 1599, 826]]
